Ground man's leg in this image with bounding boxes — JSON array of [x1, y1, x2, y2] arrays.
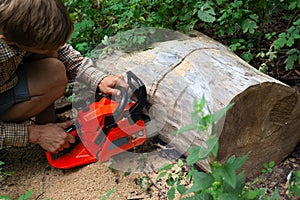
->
[[0, 58, 67, 123]]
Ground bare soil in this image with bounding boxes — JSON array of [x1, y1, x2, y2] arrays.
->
[[0, 142, 177, 200]]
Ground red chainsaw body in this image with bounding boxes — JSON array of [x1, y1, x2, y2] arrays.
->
[[46, 96, 146, 169], [77, 97, 147, 162]]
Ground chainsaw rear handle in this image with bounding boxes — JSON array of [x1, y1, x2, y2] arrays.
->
[[45, 125, 78, 164]]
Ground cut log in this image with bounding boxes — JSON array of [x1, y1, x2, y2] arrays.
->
[[92, 28, 300, 177]]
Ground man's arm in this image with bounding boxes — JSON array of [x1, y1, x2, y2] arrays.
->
[[58, 44, 108, 91], [57, 44, 128, 95], [0, 120, 75, 153]]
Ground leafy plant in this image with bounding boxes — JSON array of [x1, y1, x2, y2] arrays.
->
[[64, 0, 300, 75], [262, 161, 275, 174]]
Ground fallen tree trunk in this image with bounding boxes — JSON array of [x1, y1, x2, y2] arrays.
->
[[93, 28, 300, 177]]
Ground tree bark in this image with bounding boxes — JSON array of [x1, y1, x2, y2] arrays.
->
[[93, 29, 300, 177]]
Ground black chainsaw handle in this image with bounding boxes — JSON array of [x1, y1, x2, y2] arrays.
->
[[112, 86, 128, 121], [126, 71, 147, 115]]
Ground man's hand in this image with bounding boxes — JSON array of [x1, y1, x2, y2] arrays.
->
[[98, 75, 129, 96], [28, 120, 75, 154]]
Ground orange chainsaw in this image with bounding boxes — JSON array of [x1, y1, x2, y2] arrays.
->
[[46, 71, 154, 169]]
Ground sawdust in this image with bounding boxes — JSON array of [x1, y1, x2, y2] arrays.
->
[[0, 145, 170, 200]]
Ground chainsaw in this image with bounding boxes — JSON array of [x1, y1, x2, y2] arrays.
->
[[46, 71, 156, 169]]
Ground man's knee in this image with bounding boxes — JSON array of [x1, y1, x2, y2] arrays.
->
[[27, 58, 68, 94], [44, 58, 68, 87]]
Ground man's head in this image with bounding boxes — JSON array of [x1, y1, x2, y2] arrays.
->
[[0, 0, 74, 50]]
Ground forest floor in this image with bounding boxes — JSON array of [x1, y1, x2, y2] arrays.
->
[[0, 133, 300, 200], [1, 91, 300, 199], [1, 33, 300, 199], [1, 136, 300, 200], [1, 65, 300, 199]]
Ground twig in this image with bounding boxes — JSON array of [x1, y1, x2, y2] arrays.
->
[[35, 192, 45, 200], [142, 170, 167, 199]]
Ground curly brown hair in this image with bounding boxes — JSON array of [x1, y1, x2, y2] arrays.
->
[[0, 0, 74, 50]]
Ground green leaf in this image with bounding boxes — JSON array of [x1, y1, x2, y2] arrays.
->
[[210, 137, 219, 158], [234, 155, 247, 170], [186, 171, 214, 193], [206, 135, 218, 152], [242, 18, 258, 34], [159, 163, 174, 172], [241, 50, 254, 62], [156, 171, 167, 181], [293, 18, 300, 26], [195, 96, 206, 113], [268, 161, 275, 168], [198, 115, 211, 130], [285, 54, 297, 70], [18, 190, 32, 200], [273, 36, 287, 50], [287, 48, 299, 55], [286, 36, 295, 47], [0, 196, 12, 200], [226, 155, 247, 171], [211, 103, 234, 123], [176, 184, 186, 195], [172, 124, 198, 135], [101, 188, 115, 200], [187, 146, 210, 165], [218, 193, 238, 200], [178, 159, 184, 167], [216, 163, 237, 189], [216, 0, 226, 5], [197, 3, 216, 23], [167, 186, 176, 200], [243, 189, 260, 199], [167, 174, 175, 186], [191, 111, 201, 125], [223, 172, 246, 194], [182, 193, 213, 200]]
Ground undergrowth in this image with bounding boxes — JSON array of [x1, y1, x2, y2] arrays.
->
[[64, 0, 300, 76]]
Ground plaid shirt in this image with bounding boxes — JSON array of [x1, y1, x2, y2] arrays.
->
[[0, 39, 108, 147]]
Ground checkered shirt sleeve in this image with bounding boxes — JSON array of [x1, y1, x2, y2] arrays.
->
[[0, 121, 29, 147], [58, 44, 109, 91]]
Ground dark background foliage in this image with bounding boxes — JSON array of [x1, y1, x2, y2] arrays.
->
[[64, 0, 300, 83]]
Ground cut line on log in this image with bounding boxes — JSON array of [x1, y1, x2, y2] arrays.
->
[[151, 47, 218, 104]]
